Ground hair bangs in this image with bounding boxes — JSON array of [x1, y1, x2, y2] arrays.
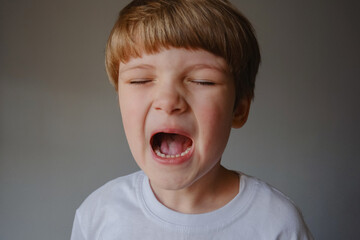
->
[[105, 0, 260, 100]]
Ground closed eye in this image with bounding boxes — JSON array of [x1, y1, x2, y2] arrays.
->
[[129, 79, 152, 85], [191, 80, 215, 86]]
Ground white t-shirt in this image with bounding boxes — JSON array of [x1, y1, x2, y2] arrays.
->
[[71, 171, 313, 240]]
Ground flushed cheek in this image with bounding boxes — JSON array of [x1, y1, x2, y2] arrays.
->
[[197, 106, 233, 154], [203, 123, 231, 155], [119, 100, 148, 160]]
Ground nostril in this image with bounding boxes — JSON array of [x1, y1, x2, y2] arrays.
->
[[171, 107, 181, 113]]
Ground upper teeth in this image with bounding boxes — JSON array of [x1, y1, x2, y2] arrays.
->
[[155, 147, 192, 158]]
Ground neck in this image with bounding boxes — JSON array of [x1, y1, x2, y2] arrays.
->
[[150, 164, 239, 214]]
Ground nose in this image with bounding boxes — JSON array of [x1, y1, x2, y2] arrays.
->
[[153, 81, 187, 115]]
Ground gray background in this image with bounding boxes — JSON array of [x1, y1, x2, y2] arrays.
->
[[1, 0, 359, 239]]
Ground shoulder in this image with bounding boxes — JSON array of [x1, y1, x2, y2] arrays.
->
[[240, 173, 313, 239], [242, 174, 299, 216], [72, 171, 146, 239], [76, 171, 145, 221]]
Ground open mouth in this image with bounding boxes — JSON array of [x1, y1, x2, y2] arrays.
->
[[150, 132, 193, 159]]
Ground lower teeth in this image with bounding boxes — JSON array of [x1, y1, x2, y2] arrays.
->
[[155, 147, 192, 158]]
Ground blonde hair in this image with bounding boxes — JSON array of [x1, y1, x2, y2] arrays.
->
[[105, 0, 260, 101]]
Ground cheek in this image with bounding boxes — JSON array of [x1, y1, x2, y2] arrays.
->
[[197, 101, 233, 154], [119, 101, 134, 132], [119, 90, 144, 124], [198, 97, 234, 129], [118, 94, 145, 149]]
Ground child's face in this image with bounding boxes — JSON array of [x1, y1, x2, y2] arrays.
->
[[118, 48, 243, 191]]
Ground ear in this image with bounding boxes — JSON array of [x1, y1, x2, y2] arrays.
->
[[232, 97, 251, 129]]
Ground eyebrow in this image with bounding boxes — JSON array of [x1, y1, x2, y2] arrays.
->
[[186, 64, 228, 73], [118, 63, 228, 76], [118, 64, 154, 75]]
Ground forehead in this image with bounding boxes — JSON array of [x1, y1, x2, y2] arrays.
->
[[119, 47, 229, 74]]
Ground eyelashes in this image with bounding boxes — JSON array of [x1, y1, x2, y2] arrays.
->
[[128, 79, 215, 86], [190, 80, 215, 86], [129, 79, 153, 85]]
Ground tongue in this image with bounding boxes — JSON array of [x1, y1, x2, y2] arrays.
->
[[160, 133, 191, 155]]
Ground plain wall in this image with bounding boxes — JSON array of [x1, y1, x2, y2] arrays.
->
[[1, 0, 359, 239]]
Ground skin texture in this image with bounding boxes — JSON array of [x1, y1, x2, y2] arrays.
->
[[118, 48, 250, 213]]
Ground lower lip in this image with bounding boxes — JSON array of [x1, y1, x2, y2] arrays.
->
[[151, 147, 194, 165]]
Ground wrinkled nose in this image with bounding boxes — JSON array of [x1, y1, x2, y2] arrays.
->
[[153, 83, 187, 115]]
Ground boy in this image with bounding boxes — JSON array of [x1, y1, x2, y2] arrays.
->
[[71, 0, 313, 239]]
